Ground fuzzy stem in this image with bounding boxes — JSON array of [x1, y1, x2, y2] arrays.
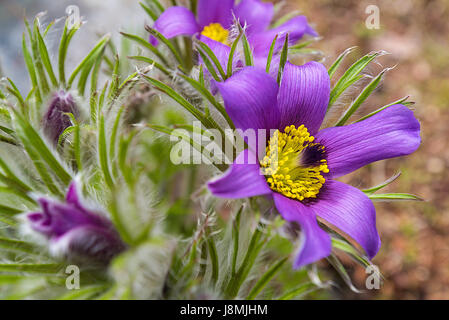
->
[[224, 221, 266, 299]]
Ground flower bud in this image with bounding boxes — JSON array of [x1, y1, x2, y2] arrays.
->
[[26, 181, 126, 266], [42, 91, 79, 145]]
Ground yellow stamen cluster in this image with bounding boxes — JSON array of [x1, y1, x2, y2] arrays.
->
[[260, 125, 329, 201], [201, 23, 230, 45]]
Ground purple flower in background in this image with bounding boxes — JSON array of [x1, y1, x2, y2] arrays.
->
[[42, 91, 79, 146], [149, 0, 316, 68], [27, 180, 126, 265], [208, 63, 421, 268]]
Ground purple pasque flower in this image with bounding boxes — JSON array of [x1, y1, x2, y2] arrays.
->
[[42, 90, 79, 146], [149, 0, 316, 68], [26, 180, 126, 265], [208, 62, 421, 268]]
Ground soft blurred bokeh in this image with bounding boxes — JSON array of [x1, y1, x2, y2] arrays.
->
[[0, 0, 448, 299], [0, 0, 146, 91]]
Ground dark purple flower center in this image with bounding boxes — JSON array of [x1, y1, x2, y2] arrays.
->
[[300, 142, 327, 167]]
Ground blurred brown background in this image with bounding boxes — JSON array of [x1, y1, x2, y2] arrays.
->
[[292, 0, 449, 299]]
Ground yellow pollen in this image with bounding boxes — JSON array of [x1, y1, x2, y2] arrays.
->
[[201, 23, 230, 45], [260, 125, 329, 201]]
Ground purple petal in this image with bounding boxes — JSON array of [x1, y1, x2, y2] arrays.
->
[[65, 180, 82, 208], [278, 61, 330, 135], [30, 194, 115, 240], [312, 180, 381, 259], [149, 35, 158, 47], [152, 6, 199, 43], [253, 53, 280, 77], [208, 149, 272, 199], [235, 0, 274, 34], [199, 35, 234, 75], [249, 15, 317, 56], [26, 182, 126, 265], [273, 193, 331, 268], [27, 212, 44, 223], [197, 0, 235, 29], [42, 91, 79, 146], [27, 211, 52, 236], [29, 199, 75, 236], [199, 35, 241, 95], [33, 198, 93, 236], [274, 15, 318, 41], [316, 105, 421, 178], [51, 226, 126, 265], [216, 66, 280, 132]]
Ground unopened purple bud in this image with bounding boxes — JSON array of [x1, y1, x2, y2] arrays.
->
[[42, 91, 79, 145], [27, 181, 126, 266]]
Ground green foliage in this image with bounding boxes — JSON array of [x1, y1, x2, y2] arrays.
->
[[227, 31, 242, 77], [277, 34, 289, 84], [195, 40, 227, 81], [146, 26, 185, 68], [368, 193, 423, 201], [241, 33, 254, 67], [120, 32, 168, 66], [266, 35, 279, 73], [246, 257, 288, 299], [363, 172, 423, 201], [363, 172, 402, 194], [176, 73, 234, 129], [59, 19, 81, 87], [68, 35, 110, 93], [224, 220, 268, 299], [328, 50, 385, 110], [355, 95, 414, 122], [335, 66, 393, 126], [142, 75, 224, 134], [328, 46, 356, 79]]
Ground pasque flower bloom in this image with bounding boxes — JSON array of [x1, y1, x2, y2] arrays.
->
[[149, 0, 316, 67], [208, 62, 421, 268], [42, 91, 79, 145], [26, 181, 126, 265]]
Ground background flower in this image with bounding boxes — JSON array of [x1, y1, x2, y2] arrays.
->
[[27, 181, 126, 265], [149, 0, 316, 66], [41, 91, 79, 145]]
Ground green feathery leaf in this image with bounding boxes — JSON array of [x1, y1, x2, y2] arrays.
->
[[335, 66, 393, 126], [246, 257, 288, 300], [328, 51, 384, 110], [355, 96, 414, 123], [277, 33, 289, 84]]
